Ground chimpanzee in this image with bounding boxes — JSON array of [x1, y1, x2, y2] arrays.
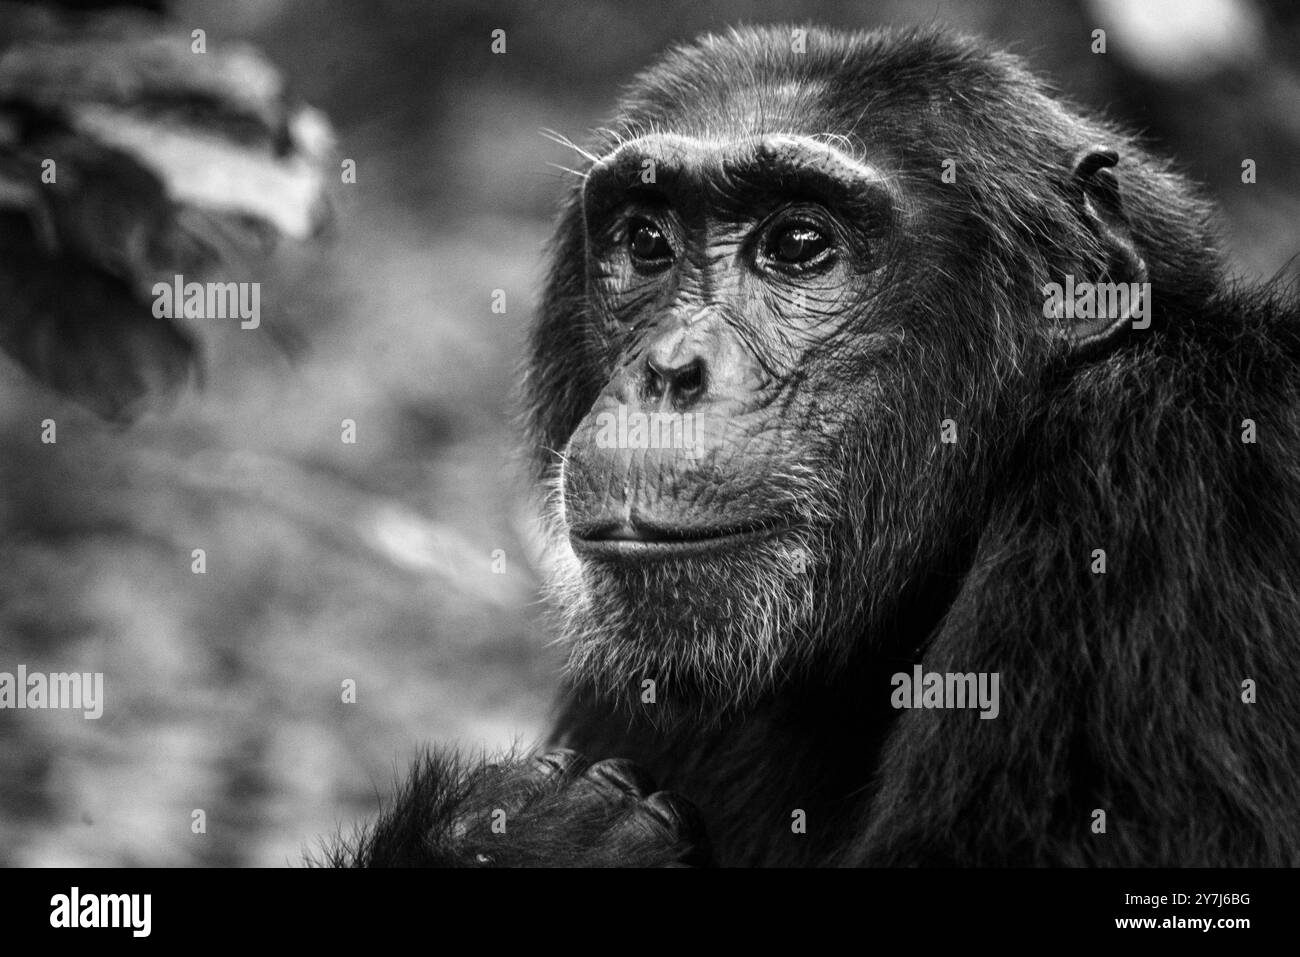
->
[[327, 25, 1300, 867]]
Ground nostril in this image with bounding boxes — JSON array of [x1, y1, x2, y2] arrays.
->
[[644, 356, 706, 408], [644, 363, 666, 402], [673, 359, 705, 402]]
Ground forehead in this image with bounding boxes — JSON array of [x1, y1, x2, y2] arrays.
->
[[615, 71, 842, 144], [605, 43, 952, 164]]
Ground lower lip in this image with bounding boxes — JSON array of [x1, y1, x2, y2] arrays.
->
[[570, 525, 788, 559]]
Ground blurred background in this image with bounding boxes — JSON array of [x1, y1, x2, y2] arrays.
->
[[0, 0, 1296, 866]]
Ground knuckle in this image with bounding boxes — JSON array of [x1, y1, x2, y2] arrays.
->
[[585, 758, 657, 796], [642, 790, 703, 837], [531, 748, 587, 778]]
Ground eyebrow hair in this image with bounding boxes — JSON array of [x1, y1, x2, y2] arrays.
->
[[588, 133, 884, 180], [746, 135, 886, 185], [583, 132, 894, 217]]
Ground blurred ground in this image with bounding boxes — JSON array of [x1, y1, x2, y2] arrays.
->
[[0, 0, 1297, 865]]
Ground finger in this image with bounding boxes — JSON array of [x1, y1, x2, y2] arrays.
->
[[585, 758, 657, 798], [531, 748, 588, 780]]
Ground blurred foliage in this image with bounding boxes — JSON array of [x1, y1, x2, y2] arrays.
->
[[0, 0, 1296, 864]]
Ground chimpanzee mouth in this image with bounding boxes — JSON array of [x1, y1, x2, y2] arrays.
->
[[570, 518, 789, 559]]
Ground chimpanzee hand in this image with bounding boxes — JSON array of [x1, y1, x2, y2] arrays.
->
[[323, 748, 710, 868]]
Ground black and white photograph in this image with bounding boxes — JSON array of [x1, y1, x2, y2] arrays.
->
[[0, 0, 1297, 938]]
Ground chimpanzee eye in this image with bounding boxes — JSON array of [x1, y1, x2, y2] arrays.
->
[[770, 224, 830, 265], [628, 218, 672, 263]]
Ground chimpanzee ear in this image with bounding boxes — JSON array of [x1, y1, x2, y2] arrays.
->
[[1050, 146, 1149, 354]]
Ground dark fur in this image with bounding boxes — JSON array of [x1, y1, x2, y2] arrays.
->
[[333, 26, 1300, 867]]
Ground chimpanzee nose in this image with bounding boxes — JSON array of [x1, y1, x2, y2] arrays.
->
[[644, 351, 707, 409], [639, 311, 732, 411], [603, 309, 755, 413]]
